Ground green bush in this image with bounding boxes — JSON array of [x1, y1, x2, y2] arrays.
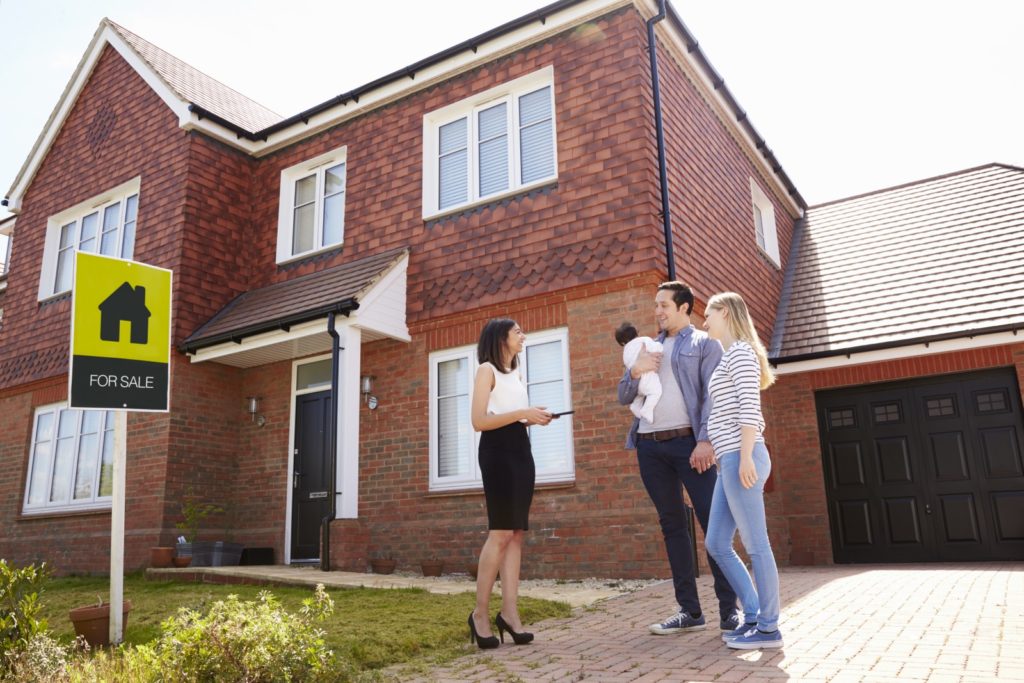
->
[[0, 560, 51, 676], [5, 633, 71, 682], [5, 581, 381, 683], [142, 583, 354, 682]]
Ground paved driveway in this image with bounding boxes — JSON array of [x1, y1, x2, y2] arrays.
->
[[403, 563, 1023, 682]]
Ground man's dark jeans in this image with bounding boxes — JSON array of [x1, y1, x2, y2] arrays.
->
[[637, 434, 738, 620]]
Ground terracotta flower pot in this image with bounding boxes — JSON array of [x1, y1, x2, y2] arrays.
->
[[370, 558, 396, 574], [420, 560, 444, 577], [172, 555, 192, 567], [150, 547, 174, 568], [69, 601, 132, 648]]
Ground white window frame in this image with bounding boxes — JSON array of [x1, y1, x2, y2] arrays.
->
[[276, 145, 348, 264], [38, 177, 140, 301], [422, 66, 557, 219], [0, 217, 13, 277], [22, 402, 116, 515], [428, 326, 574, 492], [750, 178, 781, 267]]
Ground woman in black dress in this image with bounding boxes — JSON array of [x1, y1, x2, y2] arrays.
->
[[468, 319, 552, 649]]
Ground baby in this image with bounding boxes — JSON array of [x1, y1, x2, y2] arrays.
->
[[615, 322, 663, 423]]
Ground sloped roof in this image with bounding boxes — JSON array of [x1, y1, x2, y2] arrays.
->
[[183, 247, 408, 352], [106, 20, 282, 133], [6, 1, 803, 216], [770, 164, 1024, 361]]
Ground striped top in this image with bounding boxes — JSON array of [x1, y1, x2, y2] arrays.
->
[[707, 341, 765, 456]]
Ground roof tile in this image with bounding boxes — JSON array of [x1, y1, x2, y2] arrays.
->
[[107, 20, 282, 133], [184, 248, 408, 349], [771, 164, 1024, 359]]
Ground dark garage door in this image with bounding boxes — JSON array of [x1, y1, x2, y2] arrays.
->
[[816, 367, 1024, 563]]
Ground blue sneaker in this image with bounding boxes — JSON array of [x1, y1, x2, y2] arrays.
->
[[719, 613, 743, 631], [726, 628, 784, 649], [648, 609, 706, 635], [721, 621, 757, 642]]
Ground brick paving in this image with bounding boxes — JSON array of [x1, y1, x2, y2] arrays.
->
[[399, 563, 1023, 683]]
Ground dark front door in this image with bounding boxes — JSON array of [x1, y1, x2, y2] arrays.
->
[[817, 367, 1024, 563], [291, 391, 333, 561]]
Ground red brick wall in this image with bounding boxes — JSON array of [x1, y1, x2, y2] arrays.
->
[[335, 274, 727, 578], [0, 46, 191, 390], [246, 7, 663, 323], [763, 343, 1024, 566], [234, 360, 294, 560], [655, 30, 797, 340], [173, 135, 257, 342], [0, 372, 174, 574]]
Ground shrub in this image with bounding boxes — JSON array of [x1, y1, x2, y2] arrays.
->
[[0, 560, 50, 676], [5, 581, 380, 682], [4, 633, 71, 682], [143, 583, 351, 682]]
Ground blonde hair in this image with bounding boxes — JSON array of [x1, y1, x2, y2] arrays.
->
[[706, 292, 775, 390]]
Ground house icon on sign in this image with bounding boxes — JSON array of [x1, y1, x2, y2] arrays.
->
[[99, 282, 151, 344]]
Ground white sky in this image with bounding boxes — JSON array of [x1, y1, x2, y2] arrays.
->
[[1, 0, 1022, 234]]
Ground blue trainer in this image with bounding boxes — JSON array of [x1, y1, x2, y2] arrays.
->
[[721, 622, 757, 642], [726, 628, 784, 649], [648, 609, 706, 635], [719, 613, 743, 631]]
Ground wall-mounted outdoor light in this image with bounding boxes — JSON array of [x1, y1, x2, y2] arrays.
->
[[361, 375, 378, 409], [246, 396, 266, 427]]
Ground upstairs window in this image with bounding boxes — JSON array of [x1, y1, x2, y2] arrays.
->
[[39, 178, 139, 299], [276, 146, 347, 263], [423, 67, 557, 218], [750, 179, 781, 267], [23, 403, 116, 514]]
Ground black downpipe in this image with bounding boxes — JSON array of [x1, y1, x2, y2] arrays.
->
[[647, 0, 675, 281], [321, 313, 340, 571]]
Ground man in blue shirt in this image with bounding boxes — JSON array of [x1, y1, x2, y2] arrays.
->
[[618, 281, 740, 635]]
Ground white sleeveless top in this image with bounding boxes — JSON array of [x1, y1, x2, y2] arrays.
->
[[483, 362, 529, 416]]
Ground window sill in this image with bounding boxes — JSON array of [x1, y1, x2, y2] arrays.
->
[[38, 290, 72, 306], [425, 479, 575, 499], [276, 242, 344, 268], [755, 245, 782, 269], [423, 178, 557, 223], [18, 506, 112, 521]]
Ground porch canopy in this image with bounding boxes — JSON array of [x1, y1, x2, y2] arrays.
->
[[182, 247, 409, 366]]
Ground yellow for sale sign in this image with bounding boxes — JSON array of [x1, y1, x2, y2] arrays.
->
[[69, 252, 172, 411]]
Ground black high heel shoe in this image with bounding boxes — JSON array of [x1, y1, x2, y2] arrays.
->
[[468, 612, 499, 649], [496, 613, 534, 645]]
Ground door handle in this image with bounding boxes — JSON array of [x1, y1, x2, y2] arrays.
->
[[924, 503, 932, 515], [293, 471, 301, 489]]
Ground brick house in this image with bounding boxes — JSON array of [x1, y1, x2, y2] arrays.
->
[[1, 0, 1019, 578]]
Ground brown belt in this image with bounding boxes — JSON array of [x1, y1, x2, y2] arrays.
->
[[637, 427, 694, 441]]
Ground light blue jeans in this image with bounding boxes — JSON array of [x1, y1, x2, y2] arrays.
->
[[705, 443, 780, 632]]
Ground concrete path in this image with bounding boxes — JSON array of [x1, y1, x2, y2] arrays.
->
[[399, 563, 1024, 683], [146, 564, 646, 608]]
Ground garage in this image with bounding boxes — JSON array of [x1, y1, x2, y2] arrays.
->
[[816, 367, 1024, 563]]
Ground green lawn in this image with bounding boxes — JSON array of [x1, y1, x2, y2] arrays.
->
[[38, 574, 571, 673]]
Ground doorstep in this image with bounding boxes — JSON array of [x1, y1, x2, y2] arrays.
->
[[144, 565, 658, 608]]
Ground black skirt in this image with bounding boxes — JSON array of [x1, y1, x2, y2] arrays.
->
[[478, 422, 536, 530]]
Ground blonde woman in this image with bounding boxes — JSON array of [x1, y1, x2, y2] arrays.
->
[[702, 292, 783, 650]]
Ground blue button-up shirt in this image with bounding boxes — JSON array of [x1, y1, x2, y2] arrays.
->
[[617, 325, 723, 448]]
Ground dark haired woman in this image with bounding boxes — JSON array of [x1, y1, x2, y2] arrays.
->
[[468, 319, 552, 649]]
